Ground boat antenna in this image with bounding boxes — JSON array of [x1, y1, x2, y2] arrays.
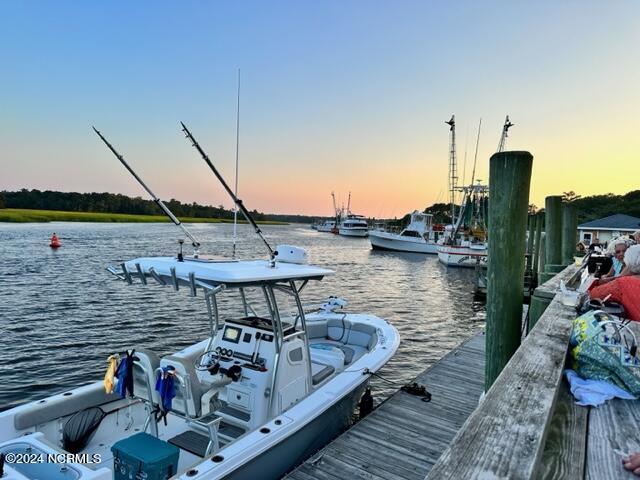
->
[[470, 118, 482, 186], [445, 115, 457, 224], [497, 115, 514, 152], [180, 122, 276, 261], [232, 68, 241, 259], [92, 126, 201, 258]]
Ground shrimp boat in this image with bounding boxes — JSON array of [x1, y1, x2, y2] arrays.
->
[[0, 125, 400, 480], [437, 182, 488, 268], [369, 211, 444, 254]]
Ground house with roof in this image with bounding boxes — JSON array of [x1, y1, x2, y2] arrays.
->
[[577, 213, 640, 245]]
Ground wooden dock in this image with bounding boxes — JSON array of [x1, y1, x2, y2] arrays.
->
[[285, 331, 486, 480]]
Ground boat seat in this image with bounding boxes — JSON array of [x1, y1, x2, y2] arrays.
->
[[161, 352, 209, 418], [327, 318, 353, 342], [311, 362, 335, 386], [307, 321, 328, 340], [14, 382, 118, 431], [339, 345, 355, 364], [132, 349, 161, 405], [347, 323, 377, 348]]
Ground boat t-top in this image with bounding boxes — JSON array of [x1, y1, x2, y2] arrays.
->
[[369, 211, 444, 254], [0, 124, 399, 480]]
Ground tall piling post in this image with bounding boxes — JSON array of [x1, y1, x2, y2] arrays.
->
[[532, 212, 543, 280], [562, 203, 577, 265], [542, 195, 563, 282], [485, 151, 533, 390], [526, 214, 535, 274]]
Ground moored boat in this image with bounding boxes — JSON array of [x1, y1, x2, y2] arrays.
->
[[339, 214, 369, 237], [369, 211, 442, 254]]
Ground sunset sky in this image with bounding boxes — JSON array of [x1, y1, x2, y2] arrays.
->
[[1, 1, 639, 217]]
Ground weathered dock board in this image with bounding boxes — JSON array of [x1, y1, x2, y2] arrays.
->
[[285, 331, 486, 480]]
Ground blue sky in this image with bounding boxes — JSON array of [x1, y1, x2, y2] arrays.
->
[[1, 1, 639, 216]]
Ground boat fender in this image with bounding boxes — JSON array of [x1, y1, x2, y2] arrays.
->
[[358, 387, 373, 418]]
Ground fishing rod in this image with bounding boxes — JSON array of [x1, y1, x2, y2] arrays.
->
[[92, 126, 201, 257], [179, 122, 276, 260], [232, 68, 241, 259]]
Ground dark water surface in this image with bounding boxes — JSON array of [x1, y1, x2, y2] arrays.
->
[[0, 222, 485, 411]]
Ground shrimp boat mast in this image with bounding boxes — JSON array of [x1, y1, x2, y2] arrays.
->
[[0, 125, 399, 480], [437, 115, 514, 268]]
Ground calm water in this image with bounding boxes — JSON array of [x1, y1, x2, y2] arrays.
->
[[0, 222, 485, 411]]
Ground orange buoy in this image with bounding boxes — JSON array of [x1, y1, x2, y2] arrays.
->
[[50, 233, 61, 249]]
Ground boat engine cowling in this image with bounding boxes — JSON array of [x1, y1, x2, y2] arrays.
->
[[275, 245, 308, 264]]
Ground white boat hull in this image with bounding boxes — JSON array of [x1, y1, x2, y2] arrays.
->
[[339, 228, 368, 237], [369, 231, 438, 254], [317, 225, 335, 233], [0, 313, 398, 480], [437, 245, 487, 268]]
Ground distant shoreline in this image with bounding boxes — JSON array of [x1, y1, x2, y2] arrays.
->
[[0, 208, 290, 225]]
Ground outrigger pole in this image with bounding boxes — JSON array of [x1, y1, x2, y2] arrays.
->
[[179, 122, 276, 260], [92, 126, 201, 256], [497, 115, 514, 153]]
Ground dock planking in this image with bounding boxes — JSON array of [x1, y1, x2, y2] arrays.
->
[[285, 331, 486, 480]]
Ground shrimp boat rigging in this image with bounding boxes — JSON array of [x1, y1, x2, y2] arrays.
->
[[436, 116, 514, 268], [0, 125, 399, 480]]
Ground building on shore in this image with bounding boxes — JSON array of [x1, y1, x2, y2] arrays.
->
[[577, 213, 640, 245]]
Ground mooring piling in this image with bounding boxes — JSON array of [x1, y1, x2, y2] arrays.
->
[[485, 151, 533, 390], [541, 195, 563, 282], [562, 202, 577, 265], [532, 212, 544, 280]]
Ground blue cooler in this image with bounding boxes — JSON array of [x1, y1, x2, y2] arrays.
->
[[111, 432, 180, 480]]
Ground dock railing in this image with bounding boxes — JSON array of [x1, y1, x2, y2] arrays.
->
[[425, 264, 583, 480]]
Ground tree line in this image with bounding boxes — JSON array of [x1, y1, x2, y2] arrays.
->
[[0, 189, 316, 223], [2, 188, 639, 225]]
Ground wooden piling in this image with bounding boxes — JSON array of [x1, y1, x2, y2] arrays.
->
[[544, 195, 563, 267], [532, 212, 543, 278], [562, 203, 577, 265], [526, 214, 535, 272], [485, 151, 533, 390]]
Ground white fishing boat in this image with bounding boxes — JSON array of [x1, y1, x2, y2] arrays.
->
[[0, 251, 399, 480], [369, 211, 444, 254], [0, 125, 399, 480], [339, 214, 369, 237], [316, 219, 337, 233]]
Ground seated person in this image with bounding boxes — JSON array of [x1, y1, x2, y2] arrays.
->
[[633, 230, 640, 245], [598, 240, 628, 283], [588, 237, 603, 252]]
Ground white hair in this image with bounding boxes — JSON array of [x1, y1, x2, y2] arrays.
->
[[607, 237, 630, 255], [625, 245, 640, 274]]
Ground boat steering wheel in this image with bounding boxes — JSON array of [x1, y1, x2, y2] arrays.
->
[[195, 350, 221, 372]]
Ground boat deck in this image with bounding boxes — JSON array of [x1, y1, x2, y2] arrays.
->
[[284, 331, 485, 479]]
